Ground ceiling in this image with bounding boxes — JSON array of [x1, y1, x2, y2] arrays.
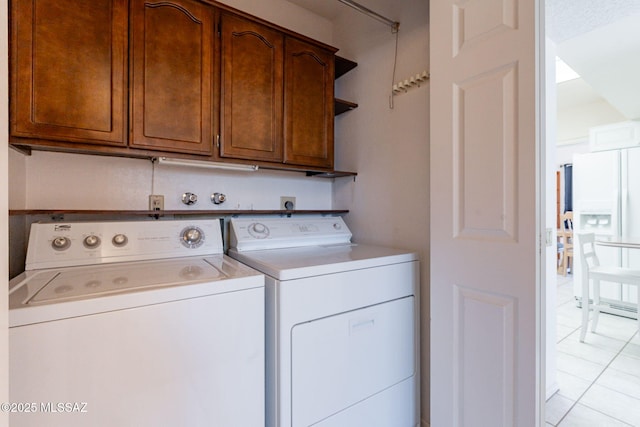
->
[[286, 0, 342, 20], [548, 0, 640, 119]]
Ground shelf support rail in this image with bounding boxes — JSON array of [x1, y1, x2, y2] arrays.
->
[[336, 0, 399, 33]]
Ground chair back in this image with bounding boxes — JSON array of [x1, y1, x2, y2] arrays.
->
[[577, 232, 600, 272], [560, 212, 573, 245]]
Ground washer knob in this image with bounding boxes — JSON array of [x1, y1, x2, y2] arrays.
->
[[83, 235, 101, 248], [181, 227, 204, 248], [52, 236, 71, 250], [112, 234, 128, 247]]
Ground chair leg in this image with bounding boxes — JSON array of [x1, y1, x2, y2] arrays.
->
[[562, 252, 569, 277], [591, 279, 601, 333], [558, 252, 565, 275], [580, 274, 590, 342]]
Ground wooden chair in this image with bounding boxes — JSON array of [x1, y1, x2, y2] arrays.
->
[[577, 233, 640, 342], [557, 212, 573, 276]]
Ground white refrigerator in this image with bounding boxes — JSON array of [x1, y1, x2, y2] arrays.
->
[[573, 147, 640, 318]]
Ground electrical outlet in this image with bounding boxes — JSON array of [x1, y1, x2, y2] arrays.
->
[[149, 195, 164, 211], [280, 196, 296, 210]]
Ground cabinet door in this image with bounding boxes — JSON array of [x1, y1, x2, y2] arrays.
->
[[220, 13, 284, 162], [11, 0, 127, 146], [130, 0, 214, 155], [283, 38, 334, 169]]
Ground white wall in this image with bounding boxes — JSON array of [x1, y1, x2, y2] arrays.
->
[[557, 94, 625, 145], [331, 1, 430, 424], [1, 0, 10, 421], [218, 0, 333, 45], [13, 151, 331, 211]]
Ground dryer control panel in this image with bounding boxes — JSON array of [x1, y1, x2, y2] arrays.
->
[[230, 217, 352, 251]]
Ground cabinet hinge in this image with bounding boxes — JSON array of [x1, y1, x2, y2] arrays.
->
[[216, 134, 220, 148]]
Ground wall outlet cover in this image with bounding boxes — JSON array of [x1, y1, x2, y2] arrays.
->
[[149, 195, 164, 211]]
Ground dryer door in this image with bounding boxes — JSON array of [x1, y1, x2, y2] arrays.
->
[[291, 296, 415, 426]]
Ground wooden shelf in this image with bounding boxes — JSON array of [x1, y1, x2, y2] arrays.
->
[[335, 56, 357, 79], [9, 209, 349, 217], [335, 98, 358, 116], [306, 170, 356, 178], [334, 56, 357, 116]]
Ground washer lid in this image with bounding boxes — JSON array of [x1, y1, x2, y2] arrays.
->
[[9, 255, 264, 327], [228, 243, 418, 280]]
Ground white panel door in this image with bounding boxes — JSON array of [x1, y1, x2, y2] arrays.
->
[[430, 0, 541, 426]]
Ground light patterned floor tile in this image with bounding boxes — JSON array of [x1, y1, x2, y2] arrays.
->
[[608, 353, 640, 378], [597, 366, 640, 401], [556, 351, 607, 383], [557, 337, 618, 365], [555, 370, 592, 401], [545, 393, 575, 426], [557, 324, 579, 343], [569, 329, 628, 354], [557, 403, 632, 427], [580, 384, 640, 426]]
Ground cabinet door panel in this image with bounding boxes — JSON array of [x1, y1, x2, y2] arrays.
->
[[11, 0, 127, 145], [131, 0, 214, 155], [220, 13, 283, 162], [284, 38, 334, 169]]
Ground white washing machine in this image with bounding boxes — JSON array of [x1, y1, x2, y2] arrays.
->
[[228, 216, 420, 427], [9, 219, 265, 427]]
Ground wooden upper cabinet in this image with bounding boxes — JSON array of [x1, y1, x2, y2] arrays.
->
[[130, 0, 214, 155], [10, 0, 128, 145], [219, 13, 284, 162], [283, 37, 334, 169]]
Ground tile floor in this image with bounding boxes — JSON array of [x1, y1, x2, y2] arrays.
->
[[546, 275, 640, 426]]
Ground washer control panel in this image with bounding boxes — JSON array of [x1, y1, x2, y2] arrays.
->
[[26, 220, 224, 270], [230, 217, 352, 251]]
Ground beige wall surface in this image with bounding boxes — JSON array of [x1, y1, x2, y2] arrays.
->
[[330, 1, 430, 424]]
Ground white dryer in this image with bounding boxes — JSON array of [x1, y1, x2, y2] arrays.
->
[[228, 216, 420, 427], [9, 219, 265, 427]]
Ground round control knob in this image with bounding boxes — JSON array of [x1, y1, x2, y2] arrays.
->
[[181, 226, 205, 248], [248, 222, 270, 239], [83, 235, 101, 249], [51, 236, 71, 251], [112, 234, 128, 247], [333, 222, 342, 230]]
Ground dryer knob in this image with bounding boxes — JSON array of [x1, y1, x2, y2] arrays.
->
[[248, 222, 270, 239]]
